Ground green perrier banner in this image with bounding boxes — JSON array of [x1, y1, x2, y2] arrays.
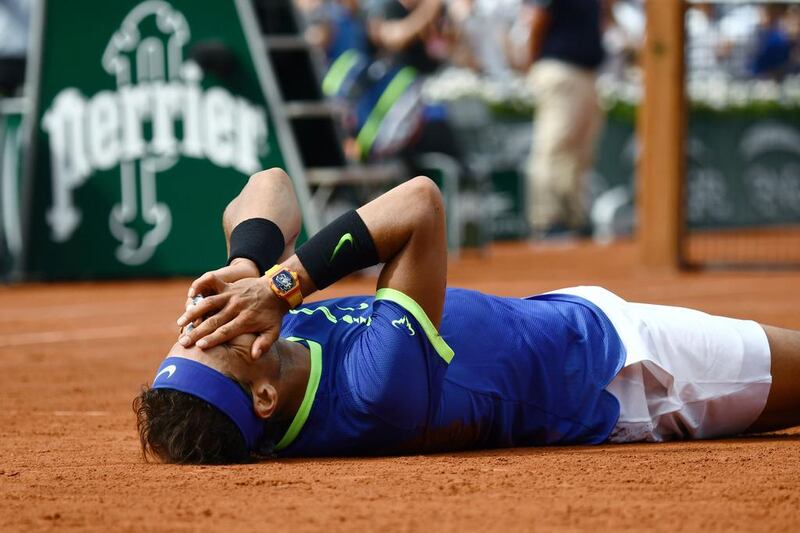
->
[[25, 0, 302, 279], [1, 99, 26, 280]]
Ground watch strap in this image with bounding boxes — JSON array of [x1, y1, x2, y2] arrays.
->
[[285, 287, 303, 308], [264, 264, 282, 278]]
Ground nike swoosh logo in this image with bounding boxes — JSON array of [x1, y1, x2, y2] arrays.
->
[[329, 233, 354, 262], [155, 364, 177, 381]]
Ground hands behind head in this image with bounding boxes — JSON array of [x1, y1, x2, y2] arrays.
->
[[177, 259, 289, 360], [189, 258, 261, 293]]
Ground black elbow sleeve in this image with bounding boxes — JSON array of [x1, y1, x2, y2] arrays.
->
[[295, 210, 379, 290]]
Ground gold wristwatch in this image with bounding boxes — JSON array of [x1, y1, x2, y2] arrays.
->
[[264, 265, 303, 309]]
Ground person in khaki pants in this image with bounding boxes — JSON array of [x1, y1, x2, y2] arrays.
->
[[525, 0, 606, 237]]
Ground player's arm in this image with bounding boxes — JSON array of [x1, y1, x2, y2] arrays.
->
[[177, 176, 447, 358], [186, 168, 302, 290]]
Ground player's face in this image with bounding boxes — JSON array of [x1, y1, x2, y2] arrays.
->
[[166, 334, 278, 398]]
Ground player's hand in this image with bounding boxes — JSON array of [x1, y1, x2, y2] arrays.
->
[[187, 258, 260, 299], [176, 276, 289, 359]]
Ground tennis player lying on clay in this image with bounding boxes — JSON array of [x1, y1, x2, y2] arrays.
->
[[134, 168, 800, 464]]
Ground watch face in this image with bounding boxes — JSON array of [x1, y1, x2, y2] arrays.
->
[[273, 271, 295, 293]]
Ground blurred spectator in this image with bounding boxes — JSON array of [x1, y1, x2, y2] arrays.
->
[[298, 0, 371, 61], [750, 3, 793, 79], [716, 3, 761, 78], [365, 0, 467, 173], [367, 0, 447, 74], [602, 0, 643, 80], [686, 3, 723, 76], [0, 0, 30, 96], [524, 0, 605, 238], [788, 5, 800, 74], [446, 0, 520, 81]]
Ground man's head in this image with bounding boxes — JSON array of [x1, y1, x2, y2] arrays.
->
[[133, 386, 250, 464], [133, 334, 286, 464]]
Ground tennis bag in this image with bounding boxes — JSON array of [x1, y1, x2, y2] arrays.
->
[[323, 50, 425, 161]]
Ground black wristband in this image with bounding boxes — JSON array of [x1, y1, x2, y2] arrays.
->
[[227, 218, 285, 274], [295, 210, 379, 290]]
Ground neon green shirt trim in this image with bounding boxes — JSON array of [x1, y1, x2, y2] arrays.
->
[[274, 337, 322, 451], [375, 288, 454, 364]]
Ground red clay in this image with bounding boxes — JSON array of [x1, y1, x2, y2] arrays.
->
[[1, 241, 799, 532]]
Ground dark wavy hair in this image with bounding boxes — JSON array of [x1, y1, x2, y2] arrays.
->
[[133, 386, 250, 464]]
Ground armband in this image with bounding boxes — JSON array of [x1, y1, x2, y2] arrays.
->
[[295, 210, 379, 290], [227, 218, 285, 274]]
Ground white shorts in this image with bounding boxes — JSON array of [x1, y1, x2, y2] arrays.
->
[[549, 286, 773, 442]]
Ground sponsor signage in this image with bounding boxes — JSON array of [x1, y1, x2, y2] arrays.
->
[[688, 117, 800, 229], [1, 99, 26, 279], [24, 0, 303, 278]]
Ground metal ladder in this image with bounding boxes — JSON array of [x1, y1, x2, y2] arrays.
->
[[252, 1, 405, 216], [251, 0, 466, 251]]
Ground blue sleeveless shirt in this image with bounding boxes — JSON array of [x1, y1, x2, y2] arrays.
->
[[272, 288, 625, 457]]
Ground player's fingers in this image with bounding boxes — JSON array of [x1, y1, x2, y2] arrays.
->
[[179, 300, 198, 334], [179, 303, 237, 348], [179, 315, 205, 336], [188, 273, 212, 298], [181, 297, 194, 324], [177, 293, 228, 328], [188, 272, 226, 298], [251, 329, 279, 360], [195, 316, 249, 350]]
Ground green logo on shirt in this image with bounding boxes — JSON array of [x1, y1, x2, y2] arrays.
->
[[391, 316, 415, 336]]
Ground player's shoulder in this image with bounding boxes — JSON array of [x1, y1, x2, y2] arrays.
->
[[371, 288, 455, 364], [343, 290, 453, 431]]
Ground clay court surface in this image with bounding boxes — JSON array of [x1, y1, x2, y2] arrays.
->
[[1, 241, 798, 532]]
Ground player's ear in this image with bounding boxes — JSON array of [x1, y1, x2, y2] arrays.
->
[[252, 381, 278, 420]]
